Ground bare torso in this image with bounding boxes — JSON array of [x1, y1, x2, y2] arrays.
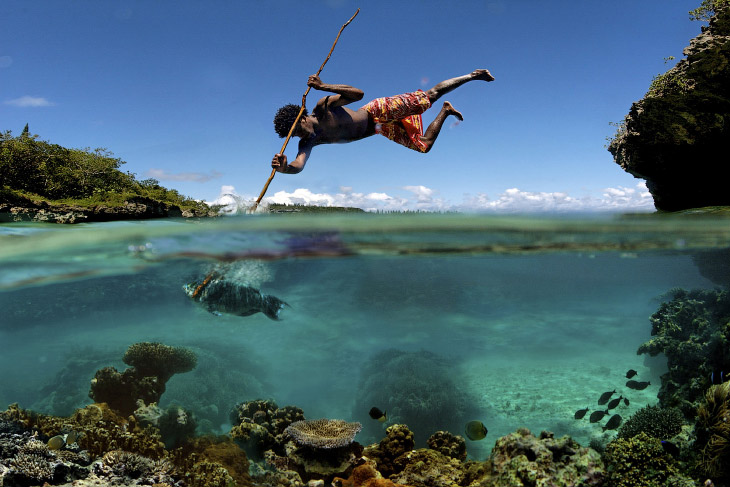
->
[[308, 102, 375, 146]]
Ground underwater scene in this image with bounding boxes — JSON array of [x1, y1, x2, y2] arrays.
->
[[1, 213, 730, 487]]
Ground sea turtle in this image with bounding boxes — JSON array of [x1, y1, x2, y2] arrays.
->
[[184, 275, 287, 320]]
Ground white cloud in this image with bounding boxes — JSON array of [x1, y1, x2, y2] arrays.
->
[[205, 182, 655, 214], [4, 96, 54, 107], [146, 168, 222, 183]]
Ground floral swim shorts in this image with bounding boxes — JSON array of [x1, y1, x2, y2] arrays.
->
[[360, 89, 432, 152]]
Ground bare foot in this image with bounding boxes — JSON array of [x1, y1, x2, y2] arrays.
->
[[472, 69, 495, 82], [443, 101, 463, 121]]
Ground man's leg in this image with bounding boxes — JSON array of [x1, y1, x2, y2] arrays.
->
[[420, 102, 463, 153], [425, 69, 494, 103]]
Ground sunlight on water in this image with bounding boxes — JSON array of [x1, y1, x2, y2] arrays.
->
[[1, 213, 728, 459]]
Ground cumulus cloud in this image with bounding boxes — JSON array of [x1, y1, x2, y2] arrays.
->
[[4, 96, 54, 107], [146, 168, 222, 183], [205, 181, 654, 214]]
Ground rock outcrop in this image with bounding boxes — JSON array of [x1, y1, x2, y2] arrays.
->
[[0, 194, 213, 223], [608, 5, 730, 211]]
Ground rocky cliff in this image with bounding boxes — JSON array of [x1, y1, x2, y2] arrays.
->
[[608, 5, 730, 211]]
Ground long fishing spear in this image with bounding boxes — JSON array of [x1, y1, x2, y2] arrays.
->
[[249, 8, 360, 213]]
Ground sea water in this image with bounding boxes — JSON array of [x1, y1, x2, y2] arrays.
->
[[0, 213, 728, 460]]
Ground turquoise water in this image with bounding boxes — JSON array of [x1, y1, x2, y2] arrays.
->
[[1, 213, 728, 460]]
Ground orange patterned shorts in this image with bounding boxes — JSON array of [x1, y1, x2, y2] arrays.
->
[[360, 90, 432, 152]]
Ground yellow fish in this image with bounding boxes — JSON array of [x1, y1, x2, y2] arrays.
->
[[47, 435, 65, 450], [464, 420, 488, 441]]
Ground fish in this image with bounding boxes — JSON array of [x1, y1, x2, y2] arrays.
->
[[661, 440, 680, 457], [464, 420, 488, 441], [602, 414, 622, 431], [574, 407, 589, 419], [598, 390, 616, 405], [626, 380, 651, 390], [589, 410, 609, 423], [184, 277, 287, 320], [626, 369, 638, 379], [711, 371, 730, 385], [623, 397, 630, 406], [369, 407, 387, 422], [607, 396, 623, 410], [66, 431, 78, 445], [47, 435, 65, 450]]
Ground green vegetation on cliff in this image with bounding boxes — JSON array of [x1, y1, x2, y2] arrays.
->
[[0, 127, 209, 213]]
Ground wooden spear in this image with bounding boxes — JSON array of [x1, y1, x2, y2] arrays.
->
[[249, 8, 360, 213]]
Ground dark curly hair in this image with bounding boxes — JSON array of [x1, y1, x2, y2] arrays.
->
[[273, 104, 307, 138]]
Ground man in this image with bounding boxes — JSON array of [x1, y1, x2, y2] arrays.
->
[[271, 69, 495, 174]]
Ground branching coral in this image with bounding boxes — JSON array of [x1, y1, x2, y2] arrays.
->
[[603, 432, 692, 487], [285, 419, 362, 449], [229, 399, 305, 460], [696, 381, 730, 479], [617, 405, 685, 439]]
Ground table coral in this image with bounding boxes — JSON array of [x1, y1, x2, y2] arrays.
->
[[285, 419, 362, 449], [123, 341, 197, 383]]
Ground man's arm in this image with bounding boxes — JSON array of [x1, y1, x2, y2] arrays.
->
[[271, 138, 314, 174], [308, 75, 363, 108]]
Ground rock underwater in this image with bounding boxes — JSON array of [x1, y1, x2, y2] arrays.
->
[[607, 4, 730, 211]]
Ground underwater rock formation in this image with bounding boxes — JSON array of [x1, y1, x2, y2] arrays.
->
[[607, 5, 730, 211], [362, 423, 415, 478], [426, 430, 467, 461], [482, 428, 604, 487], [354, 349, 474, 447], [89, 342, 197, 416], [637, 288, 730, 416]]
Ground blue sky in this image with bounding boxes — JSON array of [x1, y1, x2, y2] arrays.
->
[[1, 1, 703, 212]]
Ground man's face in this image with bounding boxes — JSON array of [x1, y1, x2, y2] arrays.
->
[[298, 116, 315, 137]]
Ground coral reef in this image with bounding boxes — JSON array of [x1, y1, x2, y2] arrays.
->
[[89, 342, 198, 416], [637, 288, 730, 416], [391, 449, 465, 487], [333, 462, 414, 487], [362, 424, 415, 478], [695, 381, 730, 480], [170, 435, 251, 487], [426, 430, 467, 461], [617, 404, 685, 440], [229, 398, 305, 460], [481, 428, 604, 487], [123, 341, 197, 384], [158, 405, 197, 449], [285, 419, 362, 449], [354, 349, 475, 446], [607, 4, 730, 211], [603, 432, 695, 487]]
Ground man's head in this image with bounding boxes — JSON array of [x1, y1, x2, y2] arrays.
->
[[274, 104, 307, 138]]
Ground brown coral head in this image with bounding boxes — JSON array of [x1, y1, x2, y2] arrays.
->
[[285, 418, 362, 449], [123, 342, 197, 382]]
